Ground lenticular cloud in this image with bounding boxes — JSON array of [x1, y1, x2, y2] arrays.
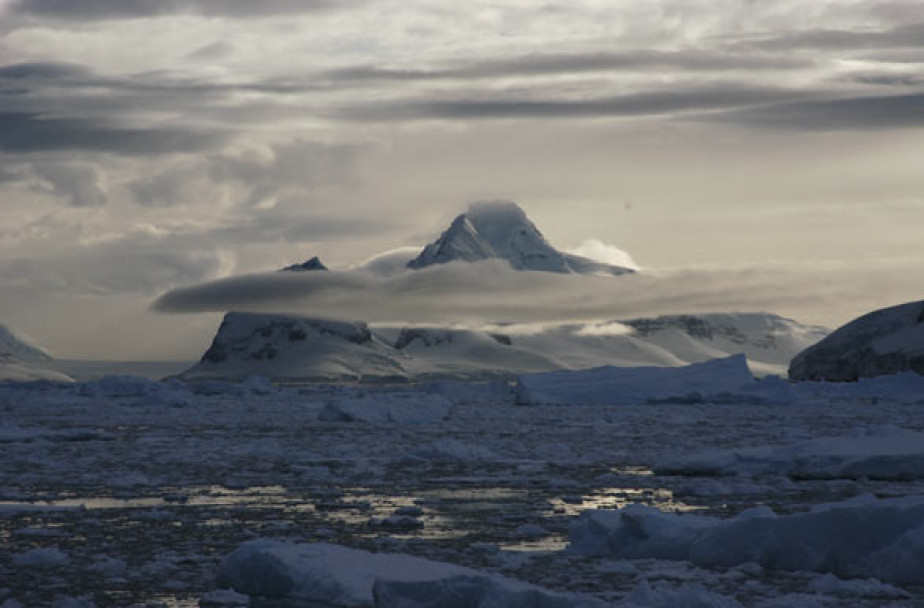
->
[[152, 259, 890, 327]]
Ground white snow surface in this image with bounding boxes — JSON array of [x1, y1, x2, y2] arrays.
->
[[569, 495, 924, 585], [218, 540, 607, 607]]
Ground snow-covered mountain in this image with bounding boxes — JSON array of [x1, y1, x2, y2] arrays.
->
[[789, 300, 924, 381], [0, 323, 52, 363], [182, 312, 827, 382], [406, 201, 635, 276], [180, 312, 407, 382]]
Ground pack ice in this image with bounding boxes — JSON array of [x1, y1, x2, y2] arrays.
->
[[568, 495, 924, 586], [217, 540, 609, 607], [657, 425, 924, 480]]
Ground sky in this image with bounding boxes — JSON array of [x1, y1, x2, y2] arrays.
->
[[1, 0, 923, 359]]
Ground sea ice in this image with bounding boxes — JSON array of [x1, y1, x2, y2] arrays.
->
[[568, 495, 924, 585], [656, 425, 924, 480], [319, 392, 452, 424], [217, 540, 608, 607]]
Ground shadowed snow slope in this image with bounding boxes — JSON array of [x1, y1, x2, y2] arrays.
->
[[407, 201, 634, 276], [789, 299, 924, 381], [181, 312, 826, 381]]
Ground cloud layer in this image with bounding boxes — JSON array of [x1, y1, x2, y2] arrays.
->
[[152, 260, 918, 331]]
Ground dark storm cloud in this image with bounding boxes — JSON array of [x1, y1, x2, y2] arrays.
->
[[335, 85, 811, 122], [0, 112, 224, 155], [324, 50, 813, 83], [716, 93, 924, 131], [10, 0, 353, 20]]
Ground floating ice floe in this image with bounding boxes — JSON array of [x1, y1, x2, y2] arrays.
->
[[515, 355, 795, 406], [656, 425, 924, 480], [217, 540, 609, 607], [568, 495, 924, 585], [319, 392, 452, 425]]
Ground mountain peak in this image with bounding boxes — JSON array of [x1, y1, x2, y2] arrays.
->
[[407, 200, 635, 276], [280, 256, 328, 273]]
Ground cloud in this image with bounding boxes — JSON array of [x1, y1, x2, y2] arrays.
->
[[334, 85, 810, 122], [715, 93, 924, 131], [31, 161, 108, 207], [0, 61, 91, 79], [351, 246, 421, 277], [566, 239, 640, 271], [2, 246, 235, 295], [10, 0, 354, 20], [323, 50, 814, 83], [151, 260, 917, 329], [0, 112, 224, 154], [740, 22, 924, 52], [127, 139, 367, 208]]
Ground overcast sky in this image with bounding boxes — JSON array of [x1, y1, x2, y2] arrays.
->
[[1, 0, 923, 359]]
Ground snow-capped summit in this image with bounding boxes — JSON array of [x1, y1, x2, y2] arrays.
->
[[279, 256, 328, 272], [406, 201, 635, 275]]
